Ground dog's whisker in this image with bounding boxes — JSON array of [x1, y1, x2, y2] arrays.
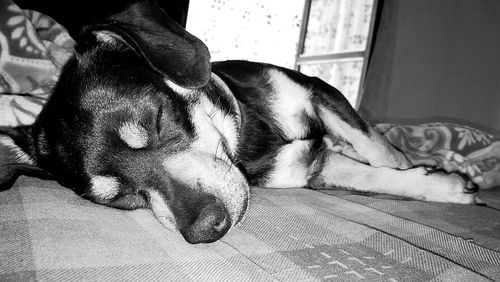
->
[[79, 192, 92, 198], [206, 103, 218, 120], [222, 162, 233, 181], [214, 138, 224, 162]]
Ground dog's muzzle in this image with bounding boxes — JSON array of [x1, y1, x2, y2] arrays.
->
[[150, 152, 249, 243]]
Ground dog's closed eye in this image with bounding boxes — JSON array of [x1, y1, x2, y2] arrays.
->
[[156, 104, 164, 136]]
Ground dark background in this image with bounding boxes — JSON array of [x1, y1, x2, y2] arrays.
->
[[360, 0, 500, 134], [14, 0, 191, 37]]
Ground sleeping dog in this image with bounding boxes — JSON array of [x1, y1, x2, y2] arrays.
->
[[0, 2, 479, 243]]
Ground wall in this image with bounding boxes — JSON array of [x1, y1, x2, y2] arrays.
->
[[359, 0, 500, 135]]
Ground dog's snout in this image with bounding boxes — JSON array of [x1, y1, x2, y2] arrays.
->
[[181, 200, 231, 244]]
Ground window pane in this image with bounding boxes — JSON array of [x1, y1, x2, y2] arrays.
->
[[302, 0, 374, 55], [299, 58, 364, 106], [186, 0, 303, 68]]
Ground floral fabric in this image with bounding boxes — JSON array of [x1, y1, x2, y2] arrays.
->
[[0, 0, 75, 126], [376, 123, 500, 189]]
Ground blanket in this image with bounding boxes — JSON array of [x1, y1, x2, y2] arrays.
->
[[1, 1, 500, 281], [1, 176, 500, 281], [0, 0, 74, 126]]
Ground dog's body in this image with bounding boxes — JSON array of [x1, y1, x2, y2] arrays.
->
[[0, 2, 478, 244]]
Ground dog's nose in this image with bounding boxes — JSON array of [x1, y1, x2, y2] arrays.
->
[[181, 201, 231, 244]]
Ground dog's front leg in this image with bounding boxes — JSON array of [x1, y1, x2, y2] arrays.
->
[[309, 152, 478, 204], [311, 78, 410, 169], [318, 111, 410, 169]]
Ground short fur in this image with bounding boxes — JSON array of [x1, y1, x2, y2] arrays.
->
[[0, 2, 479, 244]]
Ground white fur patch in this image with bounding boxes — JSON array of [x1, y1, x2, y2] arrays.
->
[[268, 69, 315, 139], [210, 72, 241, 154], [190, 93, 239, 158], [265, 140, 312, 188], [118, 122, 148, 149], [164, 78, 194, 96], [148, 190, 177, 231], [94, 31, 117, 44], [0, 135, 34, 165], [90, 176, 119, 200]]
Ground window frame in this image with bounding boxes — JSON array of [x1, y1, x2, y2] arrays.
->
[[294, 0, 379, 109]]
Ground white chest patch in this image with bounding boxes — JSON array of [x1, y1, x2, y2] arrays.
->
[[264, 140, 313, 188], [118, 122, 148, 149], [90, 176, 119, 200], [268, 69, 315, 139]]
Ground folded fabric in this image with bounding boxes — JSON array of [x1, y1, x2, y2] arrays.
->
[[376, 123, 500, 189], [0, 0, 498, 190], [0, 0, 75, 126]]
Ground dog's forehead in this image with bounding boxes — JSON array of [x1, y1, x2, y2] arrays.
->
[[80, 82, 154, 107], [76, 82, 196, 157]]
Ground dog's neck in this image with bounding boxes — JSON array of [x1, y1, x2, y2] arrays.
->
[[209, 72, 241, 133], [163, 73, 242, 158]]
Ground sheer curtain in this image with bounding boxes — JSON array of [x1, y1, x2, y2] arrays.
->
[[296, 0, 375, 106]]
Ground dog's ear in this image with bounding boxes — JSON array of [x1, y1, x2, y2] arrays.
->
[[0, 126, 50, 191], [76, 1, 211, 89]]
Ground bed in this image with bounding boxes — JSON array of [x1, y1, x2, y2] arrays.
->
[[1, 1, 500, 280]]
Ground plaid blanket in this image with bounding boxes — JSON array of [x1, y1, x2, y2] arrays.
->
[[1, 177, 500, 281], [1, 1, 500, 281]]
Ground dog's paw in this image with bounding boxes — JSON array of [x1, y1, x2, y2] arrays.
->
[[423, 166, 479, 194], [420, 167, 479, 204]]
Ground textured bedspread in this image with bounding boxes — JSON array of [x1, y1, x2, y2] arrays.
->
[[1, 177, 500, 281]]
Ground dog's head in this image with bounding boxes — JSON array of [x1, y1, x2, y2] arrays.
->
[[0, 2, 249, 243]]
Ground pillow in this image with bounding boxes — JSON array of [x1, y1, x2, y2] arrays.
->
[[0, 0, 74, 126]]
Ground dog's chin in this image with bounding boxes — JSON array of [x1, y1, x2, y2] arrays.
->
[[148, 189, 178, 231]]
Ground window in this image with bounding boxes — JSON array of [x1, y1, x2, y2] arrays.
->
[[295, 0, 378, 107], [187, 0, 377, 107], [186, 0, 304, 68]]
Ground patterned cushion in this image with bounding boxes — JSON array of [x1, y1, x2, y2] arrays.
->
[[0, 0, 74, 126]]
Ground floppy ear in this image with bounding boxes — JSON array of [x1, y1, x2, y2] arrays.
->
[[77, 1, 211, 89], [0, 127, 50, 191]]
